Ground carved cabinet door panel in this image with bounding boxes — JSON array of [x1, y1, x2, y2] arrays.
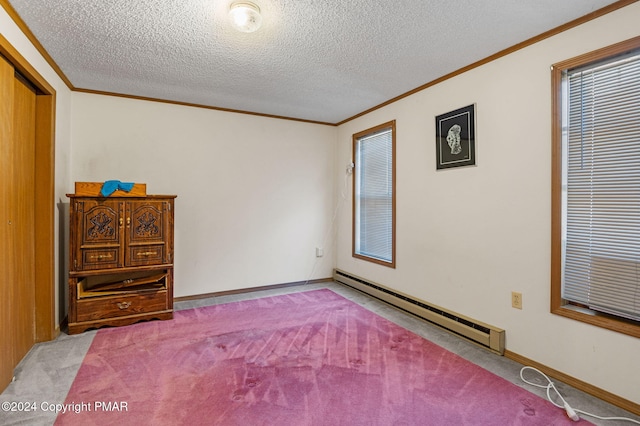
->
[[73, 199, 124, 270], [125, 200, 169, 267]]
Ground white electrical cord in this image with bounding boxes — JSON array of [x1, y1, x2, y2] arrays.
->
[[303, 163, 352, 285], [520, 366, 640, 424]]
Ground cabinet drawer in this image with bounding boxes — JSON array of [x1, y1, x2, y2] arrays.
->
[[128, 245, 165, 266], [76, 290, 168, 322], [81, 248, 120, 270]]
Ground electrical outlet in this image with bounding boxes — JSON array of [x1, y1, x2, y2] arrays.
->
[[512, 292, 522, 309]]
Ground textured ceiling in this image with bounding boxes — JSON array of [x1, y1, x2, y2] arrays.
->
[[7, 0, 623, 124]]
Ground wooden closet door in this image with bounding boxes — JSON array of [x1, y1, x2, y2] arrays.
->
[[0, 53, 15, 390], [12, 71, 37, 368], [0, 56, 37, 390]]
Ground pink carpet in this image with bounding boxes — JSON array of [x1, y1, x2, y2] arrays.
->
[[56, 289, 588, 425]]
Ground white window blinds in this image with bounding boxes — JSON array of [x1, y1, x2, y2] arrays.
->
[[562, 51, 640, 321], [354, 127, 394, 264]]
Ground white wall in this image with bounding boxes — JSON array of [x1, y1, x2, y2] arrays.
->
[[336, 2, 640, 404], [0, 6, 73, 327], [70, 93, 337, 297]]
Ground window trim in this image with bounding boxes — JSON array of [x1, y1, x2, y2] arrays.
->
[[551, 35, 640, 338], [352, 120, 396, 268]]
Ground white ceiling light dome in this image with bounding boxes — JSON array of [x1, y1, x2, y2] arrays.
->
[[229, 2, 262, 33]]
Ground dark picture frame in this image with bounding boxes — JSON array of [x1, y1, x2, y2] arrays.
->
[[435, 104, 476, 170]]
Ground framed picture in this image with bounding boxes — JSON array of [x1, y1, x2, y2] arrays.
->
[[435, 104, 476, 170]]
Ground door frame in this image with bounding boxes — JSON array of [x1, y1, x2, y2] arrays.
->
[[0, 34, 56, 342]]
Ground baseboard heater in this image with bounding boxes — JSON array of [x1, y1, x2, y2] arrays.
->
[[333, 269, 505, 355]]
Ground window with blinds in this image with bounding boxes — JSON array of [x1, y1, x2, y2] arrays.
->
[[352, 121, 396, 267], [560, 46, 640, 323]]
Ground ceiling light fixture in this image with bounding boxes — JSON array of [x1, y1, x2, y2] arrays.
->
[[229, 2, 262, 33]]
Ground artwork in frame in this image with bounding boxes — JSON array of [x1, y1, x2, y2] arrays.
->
[[435, 104, 476, 170]]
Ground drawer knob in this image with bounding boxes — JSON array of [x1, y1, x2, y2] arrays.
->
[[136, 251, 157, 257], [116, 301, 132, 310]]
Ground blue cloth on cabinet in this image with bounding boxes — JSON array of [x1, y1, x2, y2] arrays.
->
[[100, 180, 135, 197]]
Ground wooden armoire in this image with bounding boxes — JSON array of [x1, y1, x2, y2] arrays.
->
[[66, 183, 176, 334]]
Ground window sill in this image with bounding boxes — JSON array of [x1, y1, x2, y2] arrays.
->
[[552, 303, 640, 338], [352, 253, 396, 268]]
